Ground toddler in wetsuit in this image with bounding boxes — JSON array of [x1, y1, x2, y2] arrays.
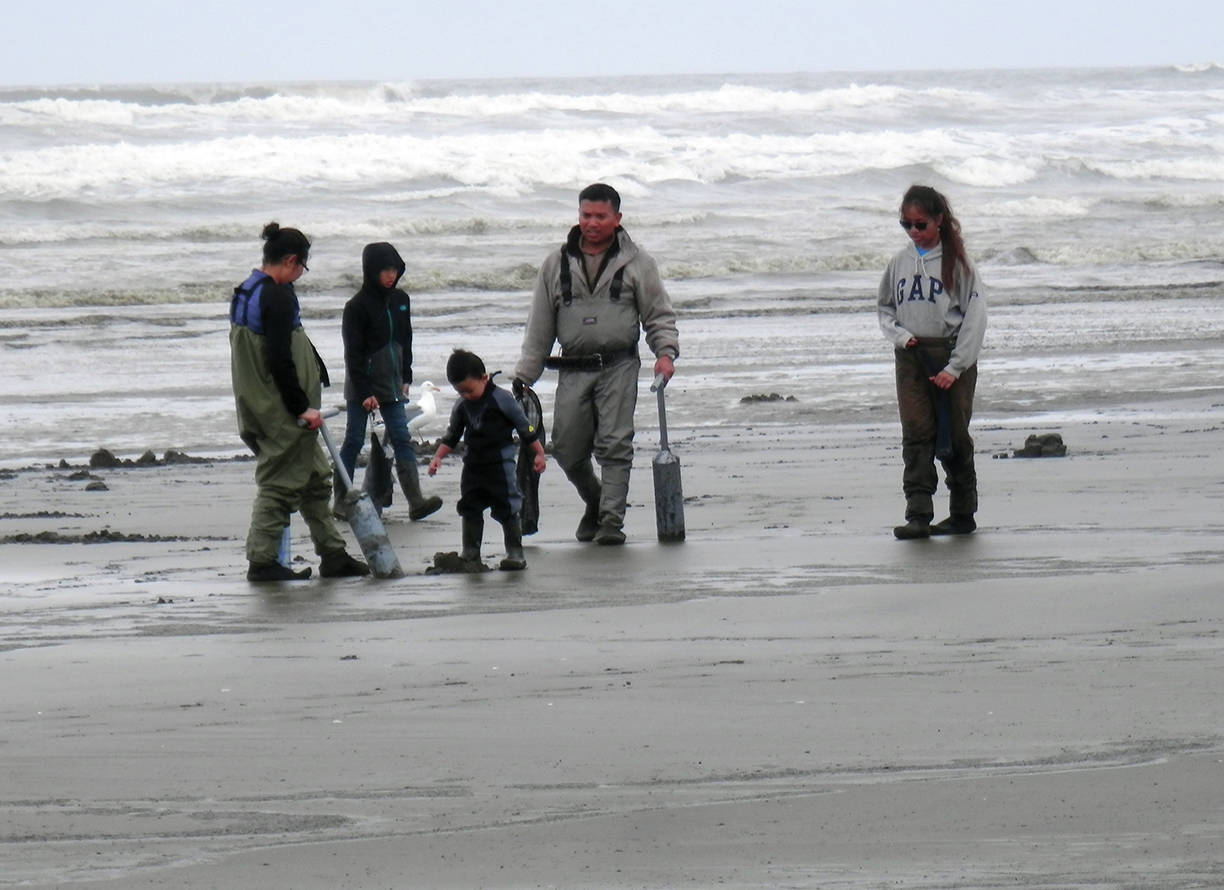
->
[[428, 349, 547, 570]]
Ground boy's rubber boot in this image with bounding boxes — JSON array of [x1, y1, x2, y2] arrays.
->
[[397, 460, 443, 521], [499, 517, 527, 571], [461, 516, 484, 564], [564, 461, 602, 542]]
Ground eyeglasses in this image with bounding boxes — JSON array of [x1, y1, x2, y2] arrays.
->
[[297, 257, 310, 272], [899, 220, 929, 231]]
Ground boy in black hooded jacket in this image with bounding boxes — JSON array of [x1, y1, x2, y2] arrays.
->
[[336, 242, 442, 520]]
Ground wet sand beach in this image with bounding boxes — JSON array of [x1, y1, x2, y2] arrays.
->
[[2, 401, 1223, 888]]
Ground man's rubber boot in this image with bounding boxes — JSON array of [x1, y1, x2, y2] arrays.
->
[[397, 460, 443, 520], [319, 550, 370, 578], [247, 561, 312, 582], [565, 461, 602, 542], [930, 513, 977, 535], [499, 516, 527, 571], [594, 524, 626, 546], [893, 519, 931, 540], [461, 516, 484, 565], [594, 465, 630, 545]]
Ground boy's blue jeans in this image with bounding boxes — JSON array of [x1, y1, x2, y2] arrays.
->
[[338, 399, 420, 480]]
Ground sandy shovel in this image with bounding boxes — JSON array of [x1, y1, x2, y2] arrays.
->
[[310, 409, 404, 579]]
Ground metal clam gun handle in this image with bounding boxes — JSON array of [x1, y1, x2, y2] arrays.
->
[[313, 408, 355, 492], [650, 372, 671, 450]]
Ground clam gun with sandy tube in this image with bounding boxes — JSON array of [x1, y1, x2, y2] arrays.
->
[[306, 408, 404, 578], [651, 371, 685, 542]]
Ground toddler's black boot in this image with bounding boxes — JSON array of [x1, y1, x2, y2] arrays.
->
[[461, 517, 484, 566], [499, 517, 527, 571]]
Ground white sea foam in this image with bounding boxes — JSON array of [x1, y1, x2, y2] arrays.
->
[[975, 196, 1096, 218], [16, 121, 1213, 208], [0, 81, 954, 126], [1174, 62, 1224, 74]]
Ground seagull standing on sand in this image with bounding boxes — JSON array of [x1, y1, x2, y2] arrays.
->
[[405, 381, 442, 443]]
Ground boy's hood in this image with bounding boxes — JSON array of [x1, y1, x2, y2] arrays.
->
[[361, 242, 406, 291]]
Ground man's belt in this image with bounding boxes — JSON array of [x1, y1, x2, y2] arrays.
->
[[544, 345, 638, 371]]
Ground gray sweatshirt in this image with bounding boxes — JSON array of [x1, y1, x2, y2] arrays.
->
[[514, 227, 679, 384], [877, 242, 987, 378]]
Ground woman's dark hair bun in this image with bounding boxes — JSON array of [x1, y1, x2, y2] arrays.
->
[[259, 221, 310, 265]]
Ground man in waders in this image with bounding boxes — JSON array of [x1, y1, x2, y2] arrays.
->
[[229, 222, 369, 582], [513, 184, 679, 545]]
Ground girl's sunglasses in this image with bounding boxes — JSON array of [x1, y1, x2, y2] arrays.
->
[[899, 220, 929, 231]]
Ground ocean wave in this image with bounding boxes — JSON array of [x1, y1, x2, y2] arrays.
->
[[3, 70, 1216, 142], [0, 128, 887, 200], [1173, 62, 1224, 75], [0, 266, 543, 311], [16, 123, 1203, 205], [0, 78, 981, 121], [4, 248, 1218, 314], [1036, 239, 1224, 265], [0, 214, 546, 248], [4, 69, 1222, 203], [975, 196, 1096, 218], [0, 287, 232, 312], [0, 83, 267, 107], [935, 155, 1041, 188], [1085, 156, 1224, 182]]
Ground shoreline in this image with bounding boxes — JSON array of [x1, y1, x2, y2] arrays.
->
[[2, 407, 1224, 887]]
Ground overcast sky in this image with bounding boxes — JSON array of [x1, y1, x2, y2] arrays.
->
[[3, 0, 1221, 86]]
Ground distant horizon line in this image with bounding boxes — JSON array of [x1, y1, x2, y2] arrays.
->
[[2, 60, 1220, 92]]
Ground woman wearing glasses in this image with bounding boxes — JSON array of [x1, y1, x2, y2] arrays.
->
[[877, 185, 987, 540], [229, 222, 370, 581]]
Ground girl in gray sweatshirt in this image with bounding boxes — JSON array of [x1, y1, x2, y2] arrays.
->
[[877, 185, 987, 540]]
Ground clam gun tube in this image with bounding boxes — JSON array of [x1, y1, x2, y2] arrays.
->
[[303, 409, 404, 579], [650, 372, 686, 542], [277, 525, 292, 567]]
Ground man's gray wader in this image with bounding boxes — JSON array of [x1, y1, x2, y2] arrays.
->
[[550, 348, 640, 534], [894, 337, 978, 523], [544, 253, 641, 535]]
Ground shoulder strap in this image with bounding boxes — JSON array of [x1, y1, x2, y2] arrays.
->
[[230, 273, 269, 327], [608, 265, 626, 302], [229, 284, 246, 326], [558, 245, 573, 307]]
